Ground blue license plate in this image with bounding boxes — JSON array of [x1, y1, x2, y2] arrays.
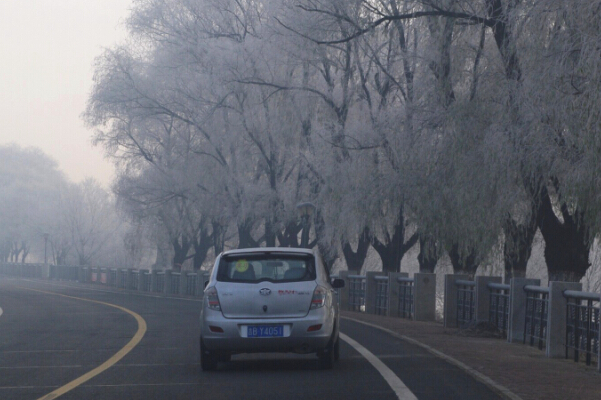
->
[[247, 325, 284, 337]]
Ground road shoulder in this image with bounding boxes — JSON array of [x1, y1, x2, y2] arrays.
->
[[341, 311, 601, 400]]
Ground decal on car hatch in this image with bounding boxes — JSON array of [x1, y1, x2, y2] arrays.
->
[[235, 259, 249, 273], [278, 290, 311, 295]]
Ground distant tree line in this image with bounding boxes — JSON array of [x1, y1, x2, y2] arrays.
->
[[0, 145, 132, 267]]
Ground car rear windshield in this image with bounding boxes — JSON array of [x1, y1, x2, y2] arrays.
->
[[217, 253, 316, 283]]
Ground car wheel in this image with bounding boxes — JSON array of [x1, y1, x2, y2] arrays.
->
[[318, 336, 335, 369], [200, 337, 218, 371]]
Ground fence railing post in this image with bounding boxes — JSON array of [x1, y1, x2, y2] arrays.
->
[[150, 269, 158, 292], [125, 269, 133, 290], [365, 271, 386, 314], [547, 281, 582, 358], [180, 272, 187, 295], [42, 263, 50, 279], [138, 269, 148, 292], [195, 271, 205, 295], [475, 276, 502, 323], [338, 270, 354, 311], [203, 272, 211, 290], [508, 278, 541, 343], [164, 270, 172, 294], [414, 273, 436, 321], [444, 274, 469, 328], [388, 272, 409, 317]]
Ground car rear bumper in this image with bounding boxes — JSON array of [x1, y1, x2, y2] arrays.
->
[[200, 309, 335, 354]]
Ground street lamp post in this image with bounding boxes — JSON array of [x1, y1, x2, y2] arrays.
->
[[43, 233, 49, 264], [296, 202, 315, 248]]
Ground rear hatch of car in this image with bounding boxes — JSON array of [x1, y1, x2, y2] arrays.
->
[[214, 252, 318, 319], [216, 280, 316, 319]]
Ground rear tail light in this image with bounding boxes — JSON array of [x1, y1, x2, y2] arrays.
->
[[205, 286, 221, 311], [310, 285, 327, 309]]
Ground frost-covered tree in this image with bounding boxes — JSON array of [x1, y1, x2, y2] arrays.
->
[[0, 145, 66, 263]]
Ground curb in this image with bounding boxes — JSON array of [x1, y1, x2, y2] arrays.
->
[[342, 315, 523, 400]]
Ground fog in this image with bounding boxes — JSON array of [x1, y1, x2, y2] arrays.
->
[[0, 0, 131, 187]]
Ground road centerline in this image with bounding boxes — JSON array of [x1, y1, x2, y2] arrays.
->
[[16, 287, 147, 400]]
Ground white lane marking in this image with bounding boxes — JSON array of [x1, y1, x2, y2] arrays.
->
[[340, 333, 418, 400], [343, 316, 523, 400], [0, 306, 3, 318]]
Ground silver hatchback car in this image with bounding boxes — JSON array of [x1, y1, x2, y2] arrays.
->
[[199, 247, 345, 370]]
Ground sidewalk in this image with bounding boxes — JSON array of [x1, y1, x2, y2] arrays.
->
[[342, 311, 601, 400]]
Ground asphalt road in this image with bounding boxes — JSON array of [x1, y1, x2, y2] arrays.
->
[[0, 277, 502, 400]]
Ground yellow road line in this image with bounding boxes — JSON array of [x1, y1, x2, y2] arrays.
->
[[17, 287, 147, 400]]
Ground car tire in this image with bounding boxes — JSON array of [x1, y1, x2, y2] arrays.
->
[[333, 335, 340, 361], [318, 335, 335, 369], [200, 337, 218, 371]]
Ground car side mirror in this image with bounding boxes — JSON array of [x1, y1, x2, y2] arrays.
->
[[331, 278, 345, 289]]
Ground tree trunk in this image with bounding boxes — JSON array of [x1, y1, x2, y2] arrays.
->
[[276, 221, 301, 248], [371, 206, 418, 273], [192, 228, 212, 271], [172, 235, 191, 269], [341, 227, 371, 272], [212, 221, 227, 255], [448, 244, 479, 277], [503, 212, 537, 282], [537, 188, 590, 282], [264, 219, 277, 247], [238, 218, 259, 249], [417, 235, 438, 273], [313, 212, 337, 273]]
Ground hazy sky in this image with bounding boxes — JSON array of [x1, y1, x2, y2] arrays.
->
[[0, 0, 133, 188]]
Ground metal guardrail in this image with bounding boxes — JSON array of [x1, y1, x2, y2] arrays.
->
[[171, 272, 181, 294], [131, 270, 139, 290], [118, 270, 127, 289], [488, 282, 510, 337], [142, 271, 151, 292], [456, 279, 476, 327], [0, 262, 208, 298], [186, 273, 197, 296], [397, 277, 414, 319], [51, 265, 79, 281], [374, 275, 389, 316], [348, 275, 366, 312], [156, 271, 165, 293], [109, 269, 117, 286], [524, 285, 549, 350], [564, 290, 600, 366]]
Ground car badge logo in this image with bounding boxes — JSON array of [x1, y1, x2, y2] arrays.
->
[[259, 288, 271, 296]]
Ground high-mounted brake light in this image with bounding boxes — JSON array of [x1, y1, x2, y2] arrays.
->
[[310, 285, 327, 310], [205, 286, 221, 311]]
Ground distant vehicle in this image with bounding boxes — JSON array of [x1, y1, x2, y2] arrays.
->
[[199, 247, 345, 371]]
